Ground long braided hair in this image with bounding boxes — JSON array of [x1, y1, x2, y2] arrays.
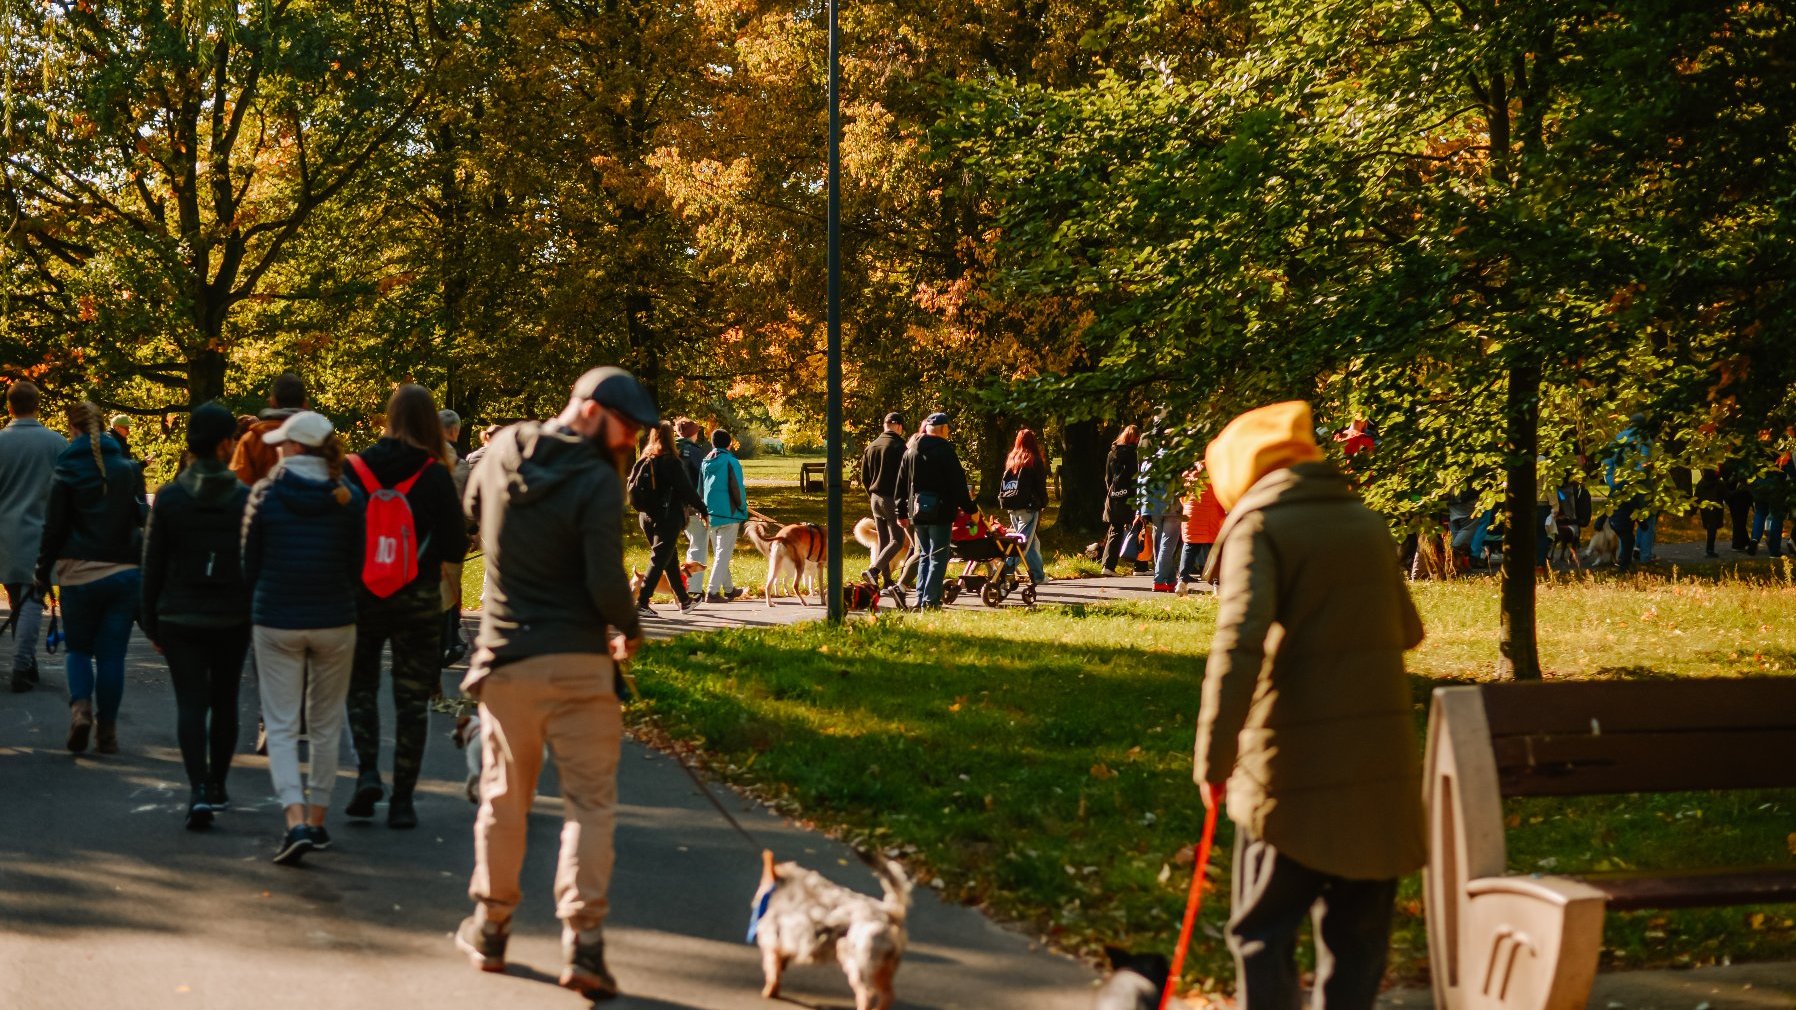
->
[[67, 400, 106, 491]]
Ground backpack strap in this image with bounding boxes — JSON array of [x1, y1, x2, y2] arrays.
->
[[346, 454, 382, 492], [394, 459, 435, 495]]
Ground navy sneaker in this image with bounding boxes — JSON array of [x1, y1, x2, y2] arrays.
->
[[308, 825, 333, 851], [204, 781, 230, 812], [184, 788, 213, 832], [387, 795, 418, 830], [272, 825, 314, 866]]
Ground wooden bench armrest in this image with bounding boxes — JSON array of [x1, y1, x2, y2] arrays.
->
[[1467, 874, 1610, 907]]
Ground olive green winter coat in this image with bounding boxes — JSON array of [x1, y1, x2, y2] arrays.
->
[[1196, 462, 1427, 881]]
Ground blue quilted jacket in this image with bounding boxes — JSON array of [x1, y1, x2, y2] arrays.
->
[[241, 457, 366, 630]]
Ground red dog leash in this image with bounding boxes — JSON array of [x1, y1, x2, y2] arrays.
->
[[1160, 796, 1220, 1010]]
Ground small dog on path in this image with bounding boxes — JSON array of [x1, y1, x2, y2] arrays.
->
[[1094, 947, 1195, 1010], [753, 849, 911, 1010], [630, 561, 705, 600], [1583, 518, 1620, 567]]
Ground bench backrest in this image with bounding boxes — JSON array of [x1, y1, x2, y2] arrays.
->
[[1478, 679, 1796, 797]]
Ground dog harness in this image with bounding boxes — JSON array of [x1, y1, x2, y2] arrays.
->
[[746, 882, 777, 943]]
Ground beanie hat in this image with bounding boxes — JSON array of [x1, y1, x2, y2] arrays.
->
[[711, 429, 732, 450], [186, 402, 237, 453], [1204, 401, 1324, 512]]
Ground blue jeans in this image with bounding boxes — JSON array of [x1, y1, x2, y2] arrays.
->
[[914, 524, 952, 607], [1753, 504, 1786, 555], [1467, 511, 1495, 560], [1002, 510, 1047, 582], [62, 569, 140, 722], [1180, 542, 1212, 583], [1152, 517, 1182, 584], [1636, 513, 1657, 562]]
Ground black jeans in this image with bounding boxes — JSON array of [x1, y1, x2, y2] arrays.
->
[[638, 511, 690, 606], [1727, 489, 1753, 550], [867, 494, 906, 581], [1229, 831, 1397, 1010], [1100, 516, 1132, 570], [162, 622, 251, 792]]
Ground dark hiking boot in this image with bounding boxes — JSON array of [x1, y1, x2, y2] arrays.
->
[[387, 794, 418, 830], [95, 720, 119, 754], [724, 587, 744, 600], [560, 931, 619, 1000], [67, 699, 94, 753], [456, 915, 509, 972], [345, 772, 383, 819]]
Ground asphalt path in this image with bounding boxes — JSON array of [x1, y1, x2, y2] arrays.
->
[[0, 611, 1097, 1010]]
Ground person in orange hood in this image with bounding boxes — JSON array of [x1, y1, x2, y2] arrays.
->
[[1194, 401, 1425, 1010]]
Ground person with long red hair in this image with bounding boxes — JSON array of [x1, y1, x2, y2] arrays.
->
[[996, 429, 1049, 583]]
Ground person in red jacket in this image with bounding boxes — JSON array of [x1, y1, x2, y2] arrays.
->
[[1179, 463, 1226, 589]]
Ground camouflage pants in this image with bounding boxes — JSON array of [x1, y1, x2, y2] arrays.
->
[[348, 581, 443, 799]]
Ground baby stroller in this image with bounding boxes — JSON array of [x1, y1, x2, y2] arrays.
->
[[942, 511, 1038, 608]]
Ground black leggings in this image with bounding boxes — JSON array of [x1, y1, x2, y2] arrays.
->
[[638, 512, 690, 606], [162, 623, 251, 791], [1100, 517, 1132, 570]]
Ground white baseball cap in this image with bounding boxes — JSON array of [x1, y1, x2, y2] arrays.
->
[[262, 410, 335, 449]]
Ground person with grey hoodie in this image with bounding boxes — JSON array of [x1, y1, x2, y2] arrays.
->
[[455, 366, 656, 1000], [0, 381, 67, 693]]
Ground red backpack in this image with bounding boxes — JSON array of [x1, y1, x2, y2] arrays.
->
[[346, 455, 434, 598]]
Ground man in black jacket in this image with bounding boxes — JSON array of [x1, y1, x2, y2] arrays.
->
[[456, 366, 656, 1000], [860, 412, 907, 585], [895, 412, 972, 608], [674, 419, 709, 567]]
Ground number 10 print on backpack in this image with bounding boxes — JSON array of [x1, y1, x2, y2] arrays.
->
[[347, 455, 435, 598]]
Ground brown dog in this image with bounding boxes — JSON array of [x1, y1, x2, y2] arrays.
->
[[744, 521, 827, 606], [630, 561, 705, 600]]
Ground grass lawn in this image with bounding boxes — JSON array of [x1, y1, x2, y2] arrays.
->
[[622, 578, 1796, 994]]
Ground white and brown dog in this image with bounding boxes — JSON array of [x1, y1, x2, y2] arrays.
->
[[743, 520, 826, 606], [630, 561, 705, 600], [752, 849, 912, 1010], [1583, 519, 1621, 567]]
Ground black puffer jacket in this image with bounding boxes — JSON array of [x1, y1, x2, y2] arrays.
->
[[344, 438, 465, 595], [36, 433, 146, 585], [141, 458, 250, 640], [242, 458, 366, 630]]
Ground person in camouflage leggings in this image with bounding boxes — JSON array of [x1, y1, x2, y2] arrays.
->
[[346, 581, 443, 827]]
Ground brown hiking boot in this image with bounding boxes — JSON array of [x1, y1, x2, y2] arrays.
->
[[96, 720, 118, 754], [67, 699, 94, 753], [560, 929, 619, 1000]]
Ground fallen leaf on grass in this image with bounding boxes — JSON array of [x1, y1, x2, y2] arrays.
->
[[1090, 762, 1116, 780]]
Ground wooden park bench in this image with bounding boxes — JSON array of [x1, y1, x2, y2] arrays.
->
[[1423, 679, 1796, 1010], [798, 460, 857, 494]]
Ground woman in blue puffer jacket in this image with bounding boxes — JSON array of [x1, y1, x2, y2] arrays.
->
[[241, 410, 365, 866]]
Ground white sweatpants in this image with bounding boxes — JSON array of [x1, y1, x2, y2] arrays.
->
[[255, 625, 357, 808]]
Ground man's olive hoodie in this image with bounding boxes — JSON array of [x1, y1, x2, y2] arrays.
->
[[464, 421, 641, 680]]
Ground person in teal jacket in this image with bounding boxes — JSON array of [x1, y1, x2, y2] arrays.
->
[[699, 429, 748, 602]]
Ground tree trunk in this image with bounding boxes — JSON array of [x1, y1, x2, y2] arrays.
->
[[1498, 357, 1542, 681], [976, 411, 1005, 507], [186, 346, 228, 408], [1054, 418, 1105, 533]]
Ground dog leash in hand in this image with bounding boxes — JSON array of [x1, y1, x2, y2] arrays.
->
[[1161, 799, 1220, 1010], [619, 660, 765, 854]]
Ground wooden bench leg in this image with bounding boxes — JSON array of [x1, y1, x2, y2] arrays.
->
[[1461, 877, 1606, 1010]]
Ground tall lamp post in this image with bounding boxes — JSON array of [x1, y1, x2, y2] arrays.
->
[[825, 0, 845, 623]]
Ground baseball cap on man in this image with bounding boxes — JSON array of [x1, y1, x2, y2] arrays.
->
[[186, 402, 237, 452], [109, 414, 131, 431], [262, 410, 336, 449], [572, 367, 659, 428], [925, 412, 952, 428]]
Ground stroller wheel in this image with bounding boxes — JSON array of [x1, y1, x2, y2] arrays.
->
[[1020, 585, 1037, 607], [943, 582, 961, 604], [980, 583, 1004, 608]]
